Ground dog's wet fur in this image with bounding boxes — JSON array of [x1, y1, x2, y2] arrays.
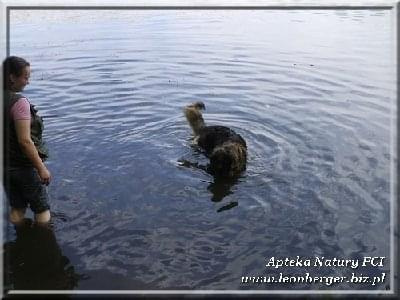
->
[[184, 102, 247, 178]]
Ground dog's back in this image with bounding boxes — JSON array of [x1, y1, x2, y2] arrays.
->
[[197, 125, 246, 156]]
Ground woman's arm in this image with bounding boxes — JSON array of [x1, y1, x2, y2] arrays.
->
[[14, 119, 51, 185]]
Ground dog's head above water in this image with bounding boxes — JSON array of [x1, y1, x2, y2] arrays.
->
[[209, 142, 247, 178]]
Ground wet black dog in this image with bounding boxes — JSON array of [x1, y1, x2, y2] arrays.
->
[[184, 102, 247, 177]]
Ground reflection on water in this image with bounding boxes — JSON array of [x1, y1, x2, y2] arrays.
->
[[208, 177, 239, 203], [178, 156, 240, 210], [3, 219, 84, 291]]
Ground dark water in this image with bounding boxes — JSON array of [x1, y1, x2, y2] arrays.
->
[[4, 9, 395, 292]]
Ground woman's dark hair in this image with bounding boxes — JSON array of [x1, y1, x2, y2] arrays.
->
[[2, 56, 30, 90]]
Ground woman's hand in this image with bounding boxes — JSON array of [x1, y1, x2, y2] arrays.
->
[[38, 166, 51, 185]]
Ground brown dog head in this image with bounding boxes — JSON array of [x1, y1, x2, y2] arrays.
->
[[209, 142, 247, 178]]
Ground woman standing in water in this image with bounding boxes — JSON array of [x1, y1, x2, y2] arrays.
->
[[3, 56, 51, 224]]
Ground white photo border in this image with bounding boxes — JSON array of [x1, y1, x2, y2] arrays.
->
[[1, 0, 397, 298]]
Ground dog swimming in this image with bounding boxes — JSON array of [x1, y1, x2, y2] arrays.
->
[[184, 102, 247, 178]]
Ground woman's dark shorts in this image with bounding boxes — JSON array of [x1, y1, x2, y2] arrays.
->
[[3, 167, 50, 214]]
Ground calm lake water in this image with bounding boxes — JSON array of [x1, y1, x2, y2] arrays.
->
[[3, 9, 395, 292]]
